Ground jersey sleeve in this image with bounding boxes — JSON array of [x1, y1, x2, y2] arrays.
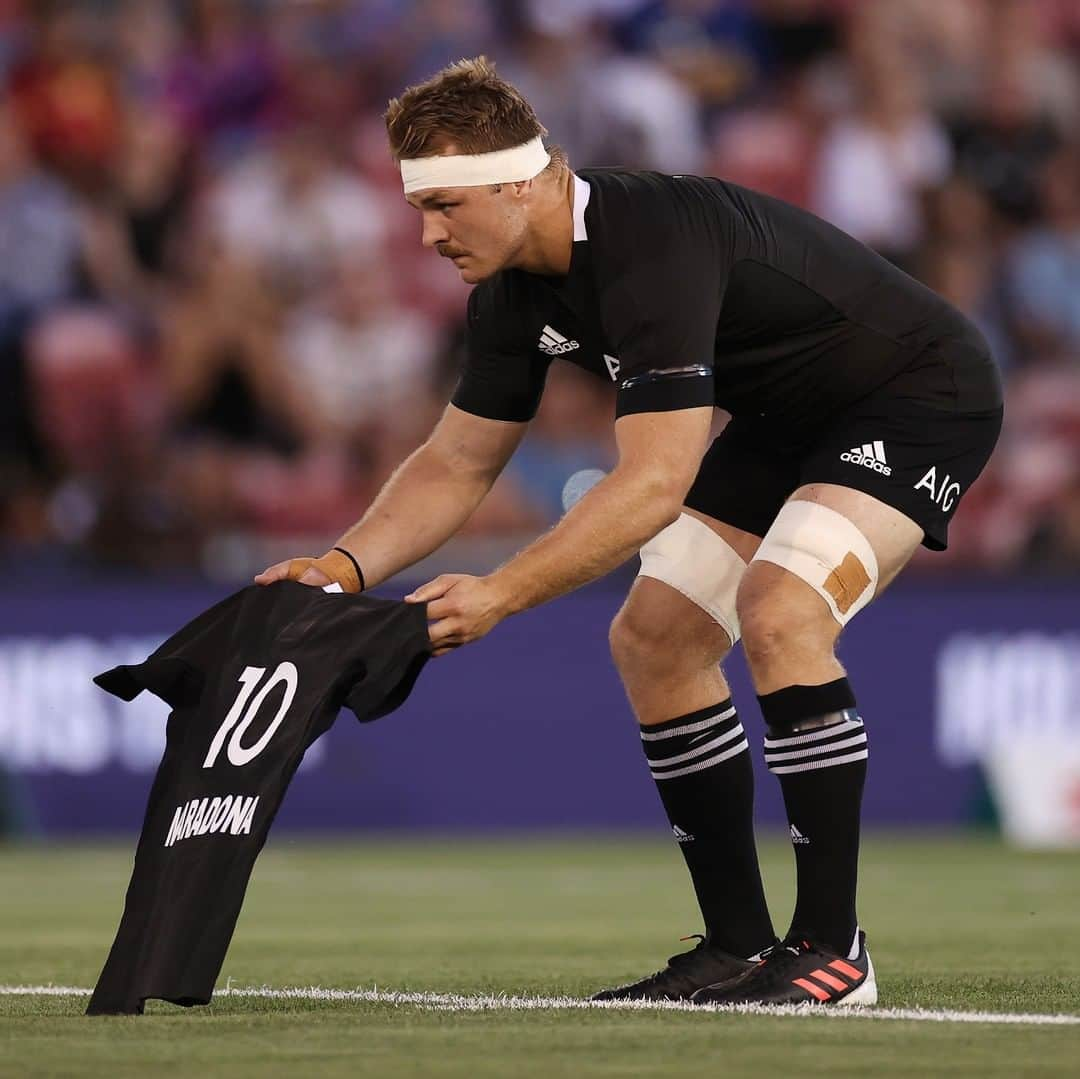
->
[[93, 590, 247, 707], [594, 178, 728, 417], [451, 280, 551, 422]]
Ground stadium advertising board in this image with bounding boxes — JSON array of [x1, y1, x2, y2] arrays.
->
[[1, 578, 1078, 836]]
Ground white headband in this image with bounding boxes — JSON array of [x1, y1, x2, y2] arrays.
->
[[400, 136, 551, 195]]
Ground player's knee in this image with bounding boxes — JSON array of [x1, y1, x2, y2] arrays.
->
[[633, 513, 745, 648], [738, 500, 880, 670], [749, 500, 879, 626], [608, 605, 675, 674], [738, 599, 825, 670], [736, 569, 839, 670], [608, 599, 729, 677]]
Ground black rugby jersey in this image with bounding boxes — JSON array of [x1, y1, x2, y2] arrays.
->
[[454, 168, 999, 434], [87, 581, 430, 1015]]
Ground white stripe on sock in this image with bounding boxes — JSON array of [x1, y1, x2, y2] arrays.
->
[[651, 738, 749, 780], [763, 733, 868, 763], [648, 724, 745, 768], [763, 718, 863, 749], [640, 705, 737, 741], [768, 748, 868, 774]]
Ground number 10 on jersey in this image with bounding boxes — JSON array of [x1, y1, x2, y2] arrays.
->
[[203, 663, 299, 769]]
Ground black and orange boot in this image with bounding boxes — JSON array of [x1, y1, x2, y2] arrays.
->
[[691, 931, 876, 1007], [591, 936, 756, 1002]]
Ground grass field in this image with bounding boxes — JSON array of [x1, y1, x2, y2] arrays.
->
[[3, 833, 1079, 1077]]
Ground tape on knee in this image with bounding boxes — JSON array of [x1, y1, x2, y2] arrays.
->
[[751, 501, 878, 626], [637, 513, 746, 643]]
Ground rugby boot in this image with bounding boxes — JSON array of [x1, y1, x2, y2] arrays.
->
[[691, 930, 876, 1007], [591, 936, 756, 1002]]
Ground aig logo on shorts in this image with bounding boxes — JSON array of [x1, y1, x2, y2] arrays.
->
[[914, 466, 962, 512]]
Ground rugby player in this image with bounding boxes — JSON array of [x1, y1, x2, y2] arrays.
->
[[256, 58, 1002, 1007]]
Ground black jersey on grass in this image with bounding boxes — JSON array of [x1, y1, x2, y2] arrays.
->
[[453, 168, 998, 433], [86, 582, 430, 1015]]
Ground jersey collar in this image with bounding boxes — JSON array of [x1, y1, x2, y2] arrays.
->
[[572, 173, 591, 242]]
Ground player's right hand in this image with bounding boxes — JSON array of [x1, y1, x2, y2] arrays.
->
[[254, 549, 361, 592]]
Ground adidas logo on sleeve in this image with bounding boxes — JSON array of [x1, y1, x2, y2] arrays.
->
[[538, 324, 580, 356], [840, 440, 891, 476]]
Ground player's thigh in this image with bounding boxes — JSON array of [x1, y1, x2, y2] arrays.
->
[[787, 482, 923, 595], [741, 345, 1002, 630], [795, 345, 1002, 595], [622, 418, 798, 655], [738, 478, 924, 638]]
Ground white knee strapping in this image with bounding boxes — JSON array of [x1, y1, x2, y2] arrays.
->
[[751, 501, 879, 625], [637, 513, 746, 643]]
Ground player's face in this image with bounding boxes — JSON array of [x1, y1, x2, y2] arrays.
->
[[407, 185, 527, 284]]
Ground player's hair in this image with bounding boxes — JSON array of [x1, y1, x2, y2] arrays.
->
[[385, 56, 566, 172]]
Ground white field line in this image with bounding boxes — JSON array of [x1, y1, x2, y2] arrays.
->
[[3, 985, 1079, 1027]]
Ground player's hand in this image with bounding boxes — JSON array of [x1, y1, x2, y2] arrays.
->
[[405, 574, 509, 655], [253, 550, 361, 592]]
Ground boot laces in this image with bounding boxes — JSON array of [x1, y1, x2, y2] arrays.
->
[[750, 937, 815, 987]]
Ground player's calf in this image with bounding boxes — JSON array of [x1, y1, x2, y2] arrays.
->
[[757, 678, 868, 957], [603, 521, 775, 982], [684, 675, 877, 1009]]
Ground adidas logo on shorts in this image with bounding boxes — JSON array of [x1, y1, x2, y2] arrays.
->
[[538, 324, 580, 356], [672, 825, 695, 844], [840, 440, 892, 476]]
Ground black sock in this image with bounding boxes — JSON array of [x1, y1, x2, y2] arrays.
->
[[759, 678, 867, 956], [641, 700, 775, 958]]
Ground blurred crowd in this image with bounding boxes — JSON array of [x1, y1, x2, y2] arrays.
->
[[2, 0, 1079, 578]]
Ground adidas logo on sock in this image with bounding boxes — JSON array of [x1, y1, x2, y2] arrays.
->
[[840, 440, 892, 476], [790, 824, 810, 845], [672, 825, 695, 844], [538, 324, 580, 356]]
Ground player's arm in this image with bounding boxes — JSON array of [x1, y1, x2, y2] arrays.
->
[[495, 406, 711, 609], [411, 181, 731, 649], [410, 405, 712, 650], [254, 403, 527, 591]]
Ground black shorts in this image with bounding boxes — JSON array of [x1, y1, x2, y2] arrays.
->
[[685, 340, 1004, 550]]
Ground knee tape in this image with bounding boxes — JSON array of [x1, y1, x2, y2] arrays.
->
[[637, 513, 746, 643], [751, 501, 879, 625]]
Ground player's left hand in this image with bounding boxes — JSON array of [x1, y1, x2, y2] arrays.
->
[[405, 574, 509, 656]]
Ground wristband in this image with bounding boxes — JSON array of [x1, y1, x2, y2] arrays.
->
[[333, 547, 365, 592]]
